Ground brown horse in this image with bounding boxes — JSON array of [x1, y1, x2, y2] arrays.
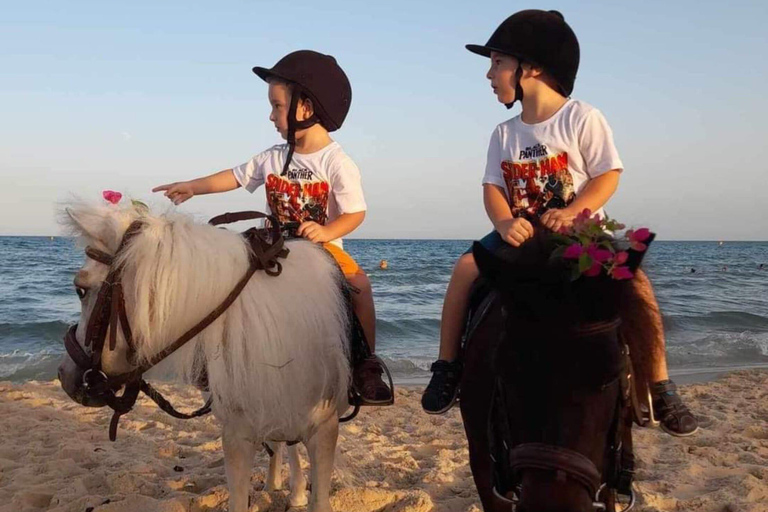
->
[[460, 231, 649, 512]]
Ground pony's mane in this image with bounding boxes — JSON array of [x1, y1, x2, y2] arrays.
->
[[63, 201, 351, 437]]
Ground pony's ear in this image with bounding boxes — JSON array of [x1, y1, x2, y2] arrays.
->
[[64, 206, 114, 248], [626, 232, 656, 273]]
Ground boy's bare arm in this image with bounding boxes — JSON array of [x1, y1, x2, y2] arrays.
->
[[541, 170, 620, 232], [484, 184, 533, 247], [298, 211, 365, 243], [153, 169, 241, 205]]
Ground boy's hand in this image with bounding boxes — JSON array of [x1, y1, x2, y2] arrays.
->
[[495, 217, 534, 247], [298, 221, 332, 243], [540, 208, 576, 233], [152, 182, 195, 205]]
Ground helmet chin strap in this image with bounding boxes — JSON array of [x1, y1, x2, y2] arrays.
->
[[281, 86, 319, 176], [505, 62, 525, 110]]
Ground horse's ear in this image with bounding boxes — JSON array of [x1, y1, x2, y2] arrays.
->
[[63, 206, 113, 248], [626, 232, 656, 273]]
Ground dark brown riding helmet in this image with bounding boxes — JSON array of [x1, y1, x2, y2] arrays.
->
[[466, 10, 580, 108], [253, 50, 352, 175]]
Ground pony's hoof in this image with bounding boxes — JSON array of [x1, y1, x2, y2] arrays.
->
[[288, 492, 309, 508]]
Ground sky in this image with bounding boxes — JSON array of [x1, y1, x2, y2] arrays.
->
[[2, 0, 766, 240]]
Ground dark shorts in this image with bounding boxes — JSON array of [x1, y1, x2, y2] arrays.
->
[[463, 231, 507, 255]]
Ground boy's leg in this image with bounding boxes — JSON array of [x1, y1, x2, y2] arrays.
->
[[422, 252, 479, 414], [439, 253, 480, 361], [623, 270, 698, 436], [322, 243, 392, 404], [347, 271, 393, 403], [347, 272, 376, 353]]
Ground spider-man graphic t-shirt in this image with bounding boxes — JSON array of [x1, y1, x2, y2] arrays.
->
[[232, 142, 366, 248], [482, 99, 623, 220]]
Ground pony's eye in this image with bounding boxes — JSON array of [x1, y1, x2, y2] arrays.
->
[[75, 287, 87, 300]]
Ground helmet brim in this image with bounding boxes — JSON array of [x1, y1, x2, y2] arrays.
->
[[252, 66, 292, 84], [466, 44, 510, 58], [466, 44, 525, 61]]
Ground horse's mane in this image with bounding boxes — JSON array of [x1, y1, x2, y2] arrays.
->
[[63, 201, 351, 436]]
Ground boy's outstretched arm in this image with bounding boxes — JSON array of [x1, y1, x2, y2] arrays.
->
[[152, 169, 241, 205], [484, 184, 534, 247], [298, 211, 365, 243], [541, 169, 620, 232]]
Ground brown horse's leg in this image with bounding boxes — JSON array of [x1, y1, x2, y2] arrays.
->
[[460, 314, 507, 512]]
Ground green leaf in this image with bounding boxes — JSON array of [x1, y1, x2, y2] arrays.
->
[[578, 253, 593, 272], [550, 245, 566, 261], [570, 265, 583, 281], [131, 199, 149, 213]]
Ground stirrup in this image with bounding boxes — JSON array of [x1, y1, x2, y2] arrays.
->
[[350, 355, 396, 406], [624, 344, 659, 428]]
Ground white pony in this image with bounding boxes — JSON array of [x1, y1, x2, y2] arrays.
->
[[57, 201, 351, 512]]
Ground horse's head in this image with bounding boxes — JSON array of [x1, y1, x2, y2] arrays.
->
[[57, 203, 144, 407], [474, 228, 652, 512]]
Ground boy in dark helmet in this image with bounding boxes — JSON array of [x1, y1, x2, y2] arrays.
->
[[421, 10, 697, 437], [153, 50, 393, 405]]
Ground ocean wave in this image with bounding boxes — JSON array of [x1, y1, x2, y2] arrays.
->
[[377, 317, 440, 338], [664, 311, 768, 333], [666, 331, 768, 367], [0, 350, 62, 381], [0, 320, 71, 344]]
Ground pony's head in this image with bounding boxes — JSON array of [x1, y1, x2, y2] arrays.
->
[[474, 227, 652, 511], [57, 201, 146, 406]]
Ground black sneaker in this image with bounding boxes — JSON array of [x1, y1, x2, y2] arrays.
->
[[421, 360, 462, 415], [651, 379, 699, 437]]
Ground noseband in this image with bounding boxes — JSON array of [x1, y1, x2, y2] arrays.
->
[[64, 212, 289, 440]]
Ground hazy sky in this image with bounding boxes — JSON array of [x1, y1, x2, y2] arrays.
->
[[2, 0, 766, 240]]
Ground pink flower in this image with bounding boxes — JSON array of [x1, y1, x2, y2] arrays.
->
[[563, 243, 584, 259], [572, 208, 593, 230], [609, 265, 634, 280], [627, 228, 650, 251], [103, 190, 123, 205], [613, 251, 629, 265], [583, 260, 603, 277], [586, 244, 613, 263]]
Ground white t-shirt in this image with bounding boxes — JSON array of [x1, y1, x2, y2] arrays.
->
[[232, 142, 366, 248], [482, 99, 623, 220]]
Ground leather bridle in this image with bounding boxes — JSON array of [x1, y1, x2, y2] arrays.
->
[[494, 317, 636, 511], [64, 211, 288, 440]]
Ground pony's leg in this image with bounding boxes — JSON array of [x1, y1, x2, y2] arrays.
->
[[304, 414, 339, 512], [287, 443, 309, 507], [265, 441, 284, 491], [222, 424, 256, 512]]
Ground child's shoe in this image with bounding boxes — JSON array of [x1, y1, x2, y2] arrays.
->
[[421, 360, 462, 414], [353, 356, 393, 405], [651, 379, 699, 436]]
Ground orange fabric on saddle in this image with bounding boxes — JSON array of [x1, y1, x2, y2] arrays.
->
[[323, 243, 363, 277]]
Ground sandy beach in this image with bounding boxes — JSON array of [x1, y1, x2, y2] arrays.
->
[[1, 370, 767, 512]]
